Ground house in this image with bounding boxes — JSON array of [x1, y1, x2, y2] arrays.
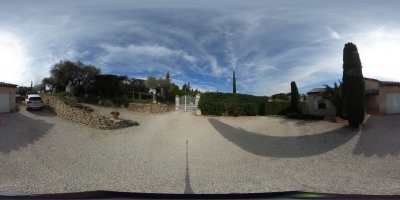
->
[[0, 82, 18, 113], [307, 77, 400, 116]]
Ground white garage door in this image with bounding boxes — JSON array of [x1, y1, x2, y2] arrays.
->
[[386, 93, 400, 114], [0, 93, 10, 113]]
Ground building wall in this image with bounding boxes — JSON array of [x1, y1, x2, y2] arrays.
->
[[365, 95, 379, 115], [307, 94, 336, 116], [0, 86, 16, 112], [365, 79, 379, 90], [378, 85, 400, 115]]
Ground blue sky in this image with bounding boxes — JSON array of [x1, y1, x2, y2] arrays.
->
[[1, 0, 400, 96]]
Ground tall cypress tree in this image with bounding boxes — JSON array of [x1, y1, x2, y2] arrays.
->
[[342, 42, 365, 128], [290, 81, 300, 113], [233, 70, 236, 93]]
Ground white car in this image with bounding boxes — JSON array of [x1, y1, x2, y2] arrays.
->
[[25, 94, 44, 111]]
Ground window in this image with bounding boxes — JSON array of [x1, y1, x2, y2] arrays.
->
[[318, 100, 326, 109], [314, 99, 330, 109]]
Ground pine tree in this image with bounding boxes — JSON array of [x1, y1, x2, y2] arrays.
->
[[342, 42, 365, 128], [290, 81, 301, 113], [233, 70, 237, 93]]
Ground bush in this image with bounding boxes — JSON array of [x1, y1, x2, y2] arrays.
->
[[226, 103, 257, 117], [112, 96, 130, 107], [15, 105, 20, 112], [72, 85, 86, 97], [287, 113, 325, 120], [198, 99, 226, 116], [199, 92, 268, 115], [133, 121, 140, 126], [264, 102, 308, 115]]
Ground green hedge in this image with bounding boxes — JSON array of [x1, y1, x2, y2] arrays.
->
[[287, 113, 325, 120], [198, 100, 257, 117], [199, 92, 268, 115], [263, 102, 308, 115], [198, 99, 226, 116], [226, 103, 257, 117]]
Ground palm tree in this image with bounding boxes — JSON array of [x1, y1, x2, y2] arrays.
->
[[316, 80, 345, 118]]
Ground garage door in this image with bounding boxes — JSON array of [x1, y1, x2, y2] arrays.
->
[[386, 93, 400, 114], [0, 93, 10, 113]]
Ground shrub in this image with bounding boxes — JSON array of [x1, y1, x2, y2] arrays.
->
[[15, 105, 20, 112], [226, 103, 257, 117], [264, 102, 308, 115], [198, 99, 226, 116], [133, 121, 140, 126], [72, 85, 86, 97], [199, 92, 268, 115], [112, 96, 130, 107]]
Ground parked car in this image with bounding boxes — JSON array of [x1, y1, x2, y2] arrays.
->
[[15, 94, 25, 103], [25, 94, 43, 111], [26, 91, 35, 96]]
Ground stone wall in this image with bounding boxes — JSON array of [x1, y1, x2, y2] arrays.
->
[[128, 103, 175, 113], [40, 94, 134, 130]]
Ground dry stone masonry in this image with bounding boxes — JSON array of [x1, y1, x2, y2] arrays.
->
[[41, 94, 135, 130], [127, 103, 174, 113]]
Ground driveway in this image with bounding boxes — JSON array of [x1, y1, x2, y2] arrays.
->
[[1, 103, 400, 195]]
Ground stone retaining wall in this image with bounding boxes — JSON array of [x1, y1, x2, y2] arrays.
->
[[128, 103, 175, 113], [40, 94, 134, 130]]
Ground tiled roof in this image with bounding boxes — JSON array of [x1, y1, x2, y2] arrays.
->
[[0, 82, 18, 88], [379, 81, 400, 85], [364, 77, 380, 82], [308, 88, 378, 94], [307, 88, 326, 94]]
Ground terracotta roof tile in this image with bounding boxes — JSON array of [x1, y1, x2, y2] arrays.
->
[[0, 82, 18, 88]]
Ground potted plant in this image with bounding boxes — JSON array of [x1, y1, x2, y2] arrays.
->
[[110, 101, 120, 119], [110, 107, 120, 119]]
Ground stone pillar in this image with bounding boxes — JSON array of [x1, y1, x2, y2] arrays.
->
[[195, 93, 200, 109], [175, 95, 179, 110]]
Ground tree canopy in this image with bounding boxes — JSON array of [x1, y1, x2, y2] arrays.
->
[[50, 59, 101, 90]]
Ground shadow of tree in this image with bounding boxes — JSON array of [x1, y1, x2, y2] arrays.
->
[[208, 118, 356, 158], [353, 115, 400, 158], [0, 112, 54, 154]]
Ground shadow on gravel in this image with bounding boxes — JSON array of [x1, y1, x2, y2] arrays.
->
[[208, 118, 356, 158], [353, 115, 400, 158], [28, 108, 56, 117], [0, 112, 54, 154], [184, 140, 194, 194]]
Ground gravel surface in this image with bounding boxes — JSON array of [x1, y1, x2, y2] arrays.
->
[[1, 102, 400, 195]]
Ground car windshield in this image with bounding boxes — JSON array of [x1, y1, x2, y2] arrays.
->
[[1, 0, 400, 197], [28, 97, 42, 101]]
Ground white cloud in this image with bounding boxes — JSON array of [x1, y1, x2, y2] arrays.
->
[[99, 44, 196, 62]]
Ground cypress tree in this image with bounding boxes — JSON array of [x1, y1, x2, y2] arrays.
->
[[233, 70, 236, 93], [342, 42, 365, 128], [290, 81, 300, 113]]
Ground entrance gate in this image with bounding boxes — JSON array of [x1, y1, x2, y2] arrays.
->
[[178, 95, 196, 112]]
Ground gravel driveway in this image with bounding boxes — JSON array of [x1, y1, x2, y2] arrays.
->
[[1, 102, 400, 195]]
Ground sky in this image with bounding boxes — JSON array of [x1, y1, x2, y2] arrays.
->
[[1, 0, 400, 96]]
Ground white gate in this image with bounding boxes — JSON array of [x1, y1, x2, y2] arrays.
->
[[178, 95, 196, 112]]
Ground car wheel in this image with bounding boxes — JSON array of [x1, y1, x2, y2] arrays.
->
[[26, 107, 29, 111], [39, 107, 43, 110]]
